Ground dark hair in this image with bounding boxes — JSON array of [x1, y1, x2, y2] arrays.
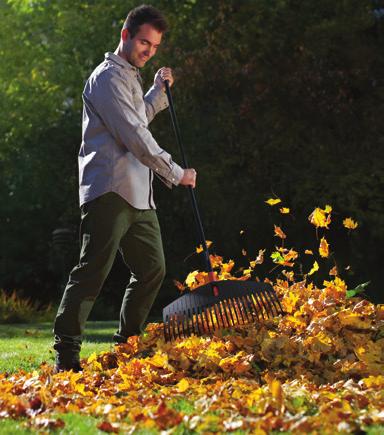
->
[[123, 4, 168, 38]]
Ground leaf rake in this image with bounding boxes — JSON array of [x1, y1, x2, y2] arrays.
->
[[163, 81, 284, 341]]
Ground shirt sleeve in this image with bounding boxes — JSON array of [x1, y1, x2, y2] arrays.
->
[[144, 84, 169, 123], [87, 67, 184, 186]]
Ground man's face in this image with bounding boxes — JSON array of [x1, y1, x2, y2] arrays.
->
[[123, 23, 162, 68]]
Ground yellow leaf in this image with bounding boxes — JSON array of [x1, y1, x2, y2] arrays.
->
[[265, 198, 281, 206], [185, 271, 199, 288], [308, 206, 332, 229], [308, 261, 319, 276], [270, 379, 284, 412], [87, 352, 97, 364], [150, 352, 169, 368], [343, 217, 358, 230], [279, 207, 290, 214], [319, 237, 329, 258], [196, 240, 212, 253], [305, 249, 313, 255], [177, 378, 190, 393]]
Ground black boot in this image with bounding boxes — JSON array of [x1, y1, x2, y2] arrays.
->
[[54, 351, 82, 373]]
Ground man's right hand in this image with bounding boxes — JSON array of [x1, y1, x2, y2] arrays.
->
[[179, 168, 197, 188]]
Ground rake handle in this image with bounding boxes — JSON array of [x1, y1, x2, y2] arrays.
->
[[164, 80, 217, 290]]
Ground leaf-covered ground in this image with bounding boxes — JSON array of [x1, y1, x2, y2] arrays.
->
[[0, 202, 383, 433]]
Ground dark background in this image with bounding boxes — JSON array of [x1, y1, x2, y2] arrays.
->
[[0, 0, 383, 319]]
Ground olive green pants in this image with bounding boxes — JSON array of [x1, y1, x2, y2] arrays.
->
[[53, 192, 165, 354]]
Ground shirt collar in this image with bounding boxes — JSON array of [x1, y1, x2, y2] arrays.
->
[[105, 52, 138, 72]]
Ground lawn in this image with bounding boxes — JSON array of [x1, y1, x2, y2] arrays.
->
[[0, 321, 118, 373]]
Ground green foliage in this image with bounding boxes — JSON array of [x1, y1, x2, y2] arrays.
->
[[0, 290, 54, 324], [346, 281, 370, 298], [0, 0, 383, 308]]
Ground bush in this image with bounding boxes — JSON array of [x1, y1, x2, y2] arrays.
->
[[0, 289, 55, 324]]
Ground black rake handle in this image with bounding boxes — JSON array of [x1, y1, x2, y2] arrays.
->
[[164, 80, 215, 279]]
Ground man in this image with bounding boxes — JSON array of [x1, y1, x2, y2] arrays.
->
[[53, 5, 196, 372]]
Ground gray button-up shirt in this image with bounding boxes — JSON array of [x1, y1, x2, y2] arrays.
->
[[78, 52, 184, 209]]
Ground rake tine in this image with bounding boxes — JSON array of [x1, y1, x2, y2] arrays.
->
[[190, 307, 198, 335], [244, 296, 256, 321], [170, 316, 176, 340], [201, 307, 211, 334], [163, 316, 168, 341], [263, 289, 280, 316], [253, 293, 266, 320], [213, 306, 221, 330], [244, 296, 256, 322], [186, 309, 193, 336], [214, 302, 226, 329], [206, 307, 215, 332], [197, 306, 205, 335], [176, 314, 184, 338], [249, 294, 261, 319], [234, 297, 246, 324], [259, 291, 274, 318], [178, 313, 185, 338], [225, 299, 236, 327], [199, 307, 209, 333], [229, 298, 242, 325], [238, 296, 251, 323], [221, 300, 231, 327], [241, 296, 253, 323], [267, 287, 284, 314], [204, 307, 211, 333]]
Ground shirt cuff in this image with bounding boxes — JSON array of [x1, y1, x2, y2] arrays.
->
[[145, 84, 169, 113]]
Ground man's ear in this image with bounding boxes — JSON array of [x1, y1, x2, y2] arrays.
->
[[121, 28, 130, 42]]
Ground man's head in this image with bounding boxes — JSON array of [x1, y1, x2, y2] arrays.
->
[[120, 5, 167, 68]]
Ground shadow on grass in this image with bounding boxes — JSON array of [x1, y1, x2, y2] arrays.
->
[[0, 321, 118, 343]]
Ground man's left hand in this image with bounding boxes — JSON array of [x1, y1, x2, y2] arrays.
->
[[154, 67, 174, 90]]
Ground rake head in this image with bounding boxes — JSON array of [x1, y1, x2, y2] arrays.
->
[[163, 281, 284, 341]]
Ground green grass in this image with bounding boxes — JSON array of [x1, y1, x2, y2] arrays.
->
[[0, 413, 108, 434], [0, 321, 118, 373]]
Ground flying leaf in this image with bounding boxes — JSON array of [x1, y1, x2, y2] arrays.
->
[[250, 249, 265, 267], [346, 281, 370, 299], [173, 280, 185, 292], [308, 261, 319, 276], [305, 250, 313, 255], [265, 198, 281, 206], [308, 206, 332, 229], [196, 240, 213, 253], [329, 266, 338, 276], [274, 225, 287, 239], [343, 217, 358, 230], [279, 207, 290, 214], [319, 237, 329, 258]]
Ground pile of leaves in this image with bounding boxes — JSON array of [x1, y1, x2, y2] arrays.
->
[[0, 202, 383, 433]]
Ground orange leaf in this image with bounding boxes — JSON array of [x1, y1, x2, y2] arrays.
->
[[274, 225, 287, 239], [319, 237, 329, 258]]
